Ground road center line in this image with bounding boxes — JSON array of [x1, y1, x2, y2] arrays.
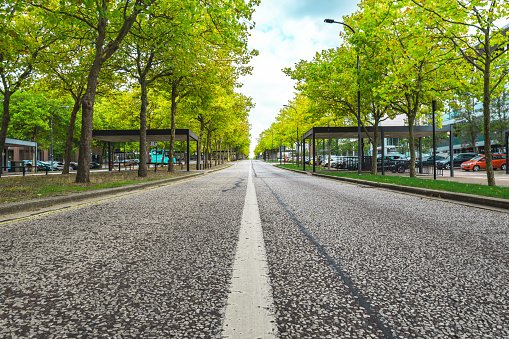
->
[[222, 162, 277, 338]]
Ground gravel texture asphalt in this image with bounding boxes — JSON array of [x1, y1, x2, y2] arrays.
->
[[1, 160, 508, 338], [0, 165, 248, 338], [253, 161, 509, 338]]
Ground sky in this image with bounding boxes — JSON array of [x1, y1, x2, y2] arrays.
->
[[238, 0, 361, 158]]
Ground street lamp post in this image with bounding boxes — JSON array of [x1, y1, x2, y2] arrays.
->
[[50, 106, 70, 171], [324, 19, 362, 175], [283, 104, 299, 167]]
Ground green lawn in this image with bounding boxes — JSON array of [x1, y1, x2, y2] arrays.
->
[[277, 164, 509, 200], [0, 170, 186, 204]]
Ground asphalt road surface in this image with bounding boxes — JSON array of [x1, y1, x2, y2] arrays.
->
[[1, 160, 508, 338]]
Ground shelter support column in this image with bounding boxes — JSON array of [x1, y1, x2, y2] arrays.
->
[[312, 130, 316, 173], [419, 138, 423, 174], [381, 129, 385, 176], [187, 134, 190, 172], [108, 142, 112, 171], [449, 125, 454, 177], [196, 144, 200, 170], [35, 144, 38, 173], [303, 138, 306, 171]]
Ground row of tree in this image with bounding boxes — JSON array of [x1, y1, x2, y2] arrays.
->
[[1, 0, 258, 182], [255, 0, 509, 186]]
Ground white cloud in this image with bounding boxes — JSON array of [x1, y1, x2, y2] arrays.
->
[[237, 1, 361, 157]]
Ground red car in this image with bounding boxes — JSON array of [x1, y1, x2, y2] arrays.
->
[[460, 154, 507, 171]]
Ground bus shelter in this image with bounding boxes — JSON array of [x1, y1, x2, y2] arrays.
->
[[1, 138, 38, 174], [302, 125, 455, 176], [92, 129, 199, 172]]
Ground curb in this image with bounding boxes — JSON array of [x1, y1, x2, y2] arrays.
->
[[278, 166, 509, 211], [0, 171, 206, 216]]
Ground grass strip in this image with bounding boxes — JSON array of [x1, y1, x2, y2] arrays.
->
[[277, 164, 509, 200], [0, 170, 187, 203]]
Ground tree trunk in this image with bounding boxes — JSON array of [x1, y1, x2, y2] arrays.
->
[[197, 116, 205, 170], [76, 58, 103, 183], [62, 95, 82, 175], [371, 120, 379, 175], [219, 138, 223, 164], [138, 77, 148, 177], [328, 139, 331, 169], [214, 138, 218, 166], [168, 78, 181, 173], [98, 141, 106, 169], [408, 116, 416, 178], [209, 137, 213, 168], [483, 48, 495, 186], [75, 3, 143, 183]]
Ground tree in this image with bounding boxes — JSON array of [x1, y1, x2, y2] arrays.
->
[[353, 0, 457, 177], [0, 3, 58, 176], [409, 0, 509, 185], [31, 0, 152, 182], [113, 2, 184, 177], [285, 39, 397, 174], [37, 36, 97, 174]]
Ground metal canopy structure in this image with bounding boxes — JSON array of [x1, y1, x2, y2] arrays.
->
[[2, 138, 39, 174], [92, 129, 198, 143], [302, 125, 452, 140], [302, 125, 455, 176], [3, 138, 38, 148], [92, 129, 199, 172]]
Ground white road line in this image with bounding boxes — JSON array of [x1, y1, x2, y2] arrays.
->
[[222, 162, 277, 338]]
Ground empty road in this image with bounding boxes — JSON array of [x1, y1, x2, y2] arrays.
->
[[1, 160, 508, 338]]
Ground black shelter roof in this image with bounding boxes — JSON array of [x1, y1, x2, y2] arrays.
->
[[302, 125, 453, 140], [92, 129, 198, 143]]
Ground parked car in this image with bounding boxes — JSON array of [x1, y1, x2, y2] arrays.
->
[[416, 155, 447, 167], [460, 154, 507, 171], [36, 161, 56, 171], [377, 155, 411, 173], [323, 155, 341, 168], [123, 159, 137, 166], [436, 153, 478, 169], [331, 156, 347, 169], [69, 162, 101, 169], [52, 162, 66, 170]]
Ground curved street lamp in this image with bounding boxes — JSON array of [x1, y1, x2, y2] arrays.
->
[[283, 104, 299, 166], [324, 18, 362, 175]]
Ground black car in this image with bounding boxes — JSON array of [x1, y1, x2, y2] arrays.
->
[[377, 155, 410, 173], [417, 155, 447, 167], [436, 153, 478, 169], [70, 162, 101, 169]]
